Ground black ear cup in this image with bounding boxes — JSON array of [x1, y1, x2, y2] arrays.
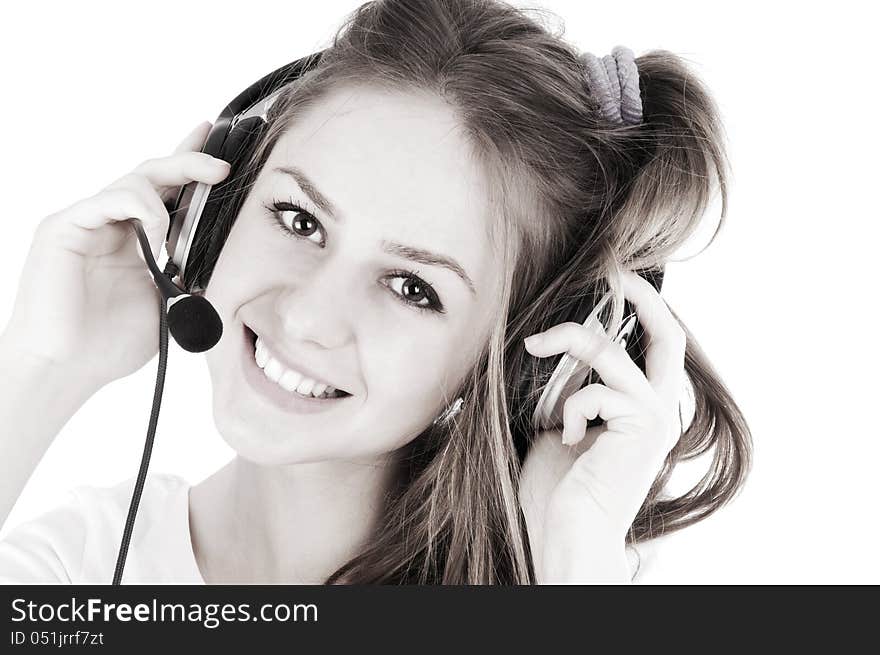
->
[[200, 116, 268, 235], [182, 116, 269, 292]]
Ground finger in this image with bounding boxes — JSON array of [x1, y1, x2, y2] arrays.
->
[[40, 191, 158, 263], [173, 121, 212, 154], [524, 320, 653, 399], [620, 271, 687, 405], [104, 174, 172, 260], [132, 151, 231, 203], [561, 383, 641, 446], [36, 214, 131, 258], [66, 188, 163, 232], [165, 122, 218, 207], [62, 188, 167, 265]]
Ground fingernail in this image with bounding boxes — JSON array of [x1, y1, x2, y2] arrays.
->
[[524, 334, 543, 347]]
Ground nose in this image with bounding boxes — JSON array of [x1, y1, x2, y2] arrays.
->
[[273, 268, 355, 351]]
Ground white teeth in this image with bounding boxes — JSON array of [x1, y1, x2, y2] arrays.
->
[[263, 358, 284, 383], [255, 344, 269, 368], [253, 335, 341, 398], [278, 370, 303, 393]]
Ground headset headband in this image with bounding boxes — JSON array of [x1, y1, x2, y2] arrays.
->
[[165, 51, 324, 280]]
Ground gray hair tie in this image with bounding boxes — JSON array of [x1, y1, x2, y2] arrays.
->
[[580, 45, 643, 126]]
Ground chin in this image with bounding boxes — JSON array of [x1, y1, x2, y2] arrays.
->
[[208, 392, 365, 466], [212, 413, 336, 466]]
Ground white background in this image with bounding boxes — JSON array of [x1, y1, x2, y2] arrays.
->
[[1, 1, 877, 583]]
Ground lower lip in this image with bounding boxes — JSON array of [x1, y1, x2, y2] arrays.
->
[[240, 325, 352, 414]]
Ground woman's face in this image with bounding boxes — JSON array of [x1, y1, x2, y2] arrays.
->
[[204, 85, 503, 466]]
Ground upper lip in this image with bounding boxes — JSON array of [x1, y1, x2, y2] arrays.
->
[[246, 325, 351, 394]]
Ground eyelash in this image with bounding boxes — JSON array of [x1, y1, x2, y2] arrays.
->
[[264, 199, 326, 247], [262, 198, 446, 315]]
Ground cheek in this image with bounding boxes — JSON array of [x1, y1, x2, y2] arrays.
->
[[203, 214, 281, 313], [202, 222, 248, 305], [363, 331, 466, 415]]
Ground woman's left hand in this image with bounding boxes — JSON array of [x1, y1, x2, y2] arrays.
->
[[520, 271, 686, 583]]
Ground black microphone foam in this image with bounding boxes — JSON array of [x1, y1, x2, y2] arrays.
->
[[167, 295, 223, 353]]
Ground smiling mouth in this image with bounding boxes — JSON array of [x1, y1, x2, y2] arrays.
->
[[244, 326, 352, 400]]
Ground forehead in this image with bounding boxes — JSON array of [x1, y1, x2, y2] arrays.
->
[[263, 85, 498, 291]]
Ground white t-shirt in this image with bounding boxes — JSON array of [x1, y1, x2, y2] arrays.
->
[[0, 474, 656, 584], [0, 474, 205, 584]]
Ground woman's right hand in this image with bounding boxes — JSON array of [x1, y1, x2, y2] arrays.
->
[[1, 121, 231, 391]]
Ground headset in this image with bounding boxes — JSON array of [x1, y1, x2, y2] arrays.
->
[[115, 49, 662, 584], [528, 266, 664, 436]]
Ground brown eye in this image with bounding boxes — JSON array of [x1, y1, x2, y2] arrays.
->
[[385, 272, 445, 314], [401, 278, 427, 302], [291, 214, 318, 236], [266, 200, 325, 247]]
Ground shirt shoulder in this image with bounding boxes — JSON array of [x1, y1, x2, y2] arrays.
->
[[0, 473, 202, 584]]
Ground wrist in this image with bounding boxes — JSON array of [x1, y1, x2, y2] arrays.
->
[[539, 533, 631, 584], [0, 333, 102, 403]]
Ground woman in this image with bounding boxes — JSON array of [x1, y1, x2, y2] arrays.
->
[[0, 0, 751, 583]]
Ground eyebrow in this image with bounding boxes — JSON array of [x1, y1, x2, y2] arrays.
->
[[274, 166, 339, 218], [381, 241, 477, 296], [273, 165, 477, 297]]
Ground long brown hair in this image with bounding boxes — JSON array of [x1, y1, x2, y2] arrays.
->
[[188, 0, 752, 583]]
